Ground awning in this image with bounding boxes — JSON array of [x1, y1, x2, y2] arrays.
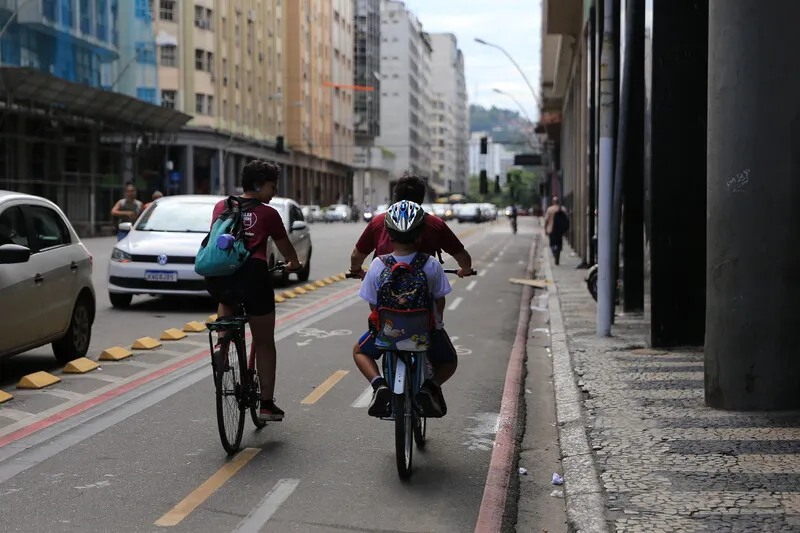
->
[[0, 67, 192, 132]]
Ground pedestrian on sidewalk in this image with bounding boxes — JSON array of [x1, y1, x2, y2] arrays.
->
[[544, 196, 570, 265], [142, 190, 163, 212]]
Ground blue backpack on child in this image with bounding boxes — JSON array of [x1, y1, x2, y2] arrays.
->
[[368, 253, 435, 352], [195, 196, 260, 277]]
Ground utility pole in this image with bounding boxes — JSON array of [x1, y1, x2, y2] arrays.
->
[[596, 0, 616, 336]]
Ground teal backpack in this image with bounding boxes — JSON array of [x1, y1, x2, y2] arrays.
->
[[195, 196, 261, 277]]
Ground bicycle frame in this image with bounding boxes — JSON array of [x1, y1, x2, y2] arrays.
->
[[381, 349, 429, 418]]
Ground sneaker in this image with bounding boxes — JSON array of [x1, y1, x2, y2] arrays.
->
[[259, 399, 284, 422], [415, 380, 444, 418], [368, 386, 392, 417]]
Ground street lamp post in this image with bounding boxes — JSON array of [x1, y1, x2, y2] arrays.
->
[[475, 38, 541, 108]]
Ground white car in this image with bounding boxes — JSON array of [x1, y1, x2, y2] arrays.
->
[[432, 204, 453, 220], [302, 205, 323, 223], [107, 195, 312, 307], [0, 191, 96, 362], [456, 203, 483, 223], [325, 204, 351, 222]]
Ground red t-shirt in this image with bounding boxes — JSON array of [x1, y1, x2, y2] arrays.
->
[[211, 200, 287, 261], [355, 212, 465, 257]]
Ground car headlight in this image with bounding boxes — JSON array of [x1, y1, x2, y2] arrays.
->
[[111, 248, 132, 262]]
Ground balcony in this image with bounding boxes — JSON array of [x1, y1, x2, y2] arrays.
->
[[15, 0, 119, 60], [540, 0, 582, 112]]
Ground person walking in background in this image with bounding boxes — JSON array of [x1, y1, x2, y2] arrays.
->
[[111, 182, 143, 240], [544, 196, 570, 265], [142, 190, 163, 212]]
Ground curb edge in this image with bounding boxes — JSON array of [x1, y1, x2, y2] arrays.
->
[[542, 241, 610, 533]]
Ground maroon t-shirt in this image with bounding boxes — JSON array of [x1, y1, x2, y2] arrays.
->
[[211, 200, 287, 262], [355, 212, 465, 257]]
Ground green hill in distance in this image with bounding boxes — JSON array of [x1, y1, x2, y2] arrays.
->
[[469, 104, 534, 151]]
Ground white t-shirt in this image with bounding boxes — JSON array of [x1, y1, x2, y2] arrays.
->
[[359, 252, 452, 329]]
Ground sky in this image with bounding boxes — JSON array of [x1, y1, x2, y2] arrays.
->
[[401, 0, 542, 123]]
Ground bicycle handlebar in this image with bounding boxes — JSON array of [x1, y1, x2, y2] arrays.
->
[[268, 261, 287, 273]]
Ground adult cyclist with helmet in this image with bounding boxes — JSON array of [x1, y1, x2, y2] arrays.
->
[[353, 200, 456, 419], [349, 172, 475, 277], [205, 160, 302, 423]]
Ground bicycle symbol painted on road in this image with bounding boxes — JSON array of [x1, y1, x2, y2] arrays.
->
[[454, 344, 472, 356], [295, 328, 352, 347]]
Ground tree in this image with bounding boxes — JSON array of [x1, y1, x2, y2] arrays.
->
[[467, 168, 540, 207]]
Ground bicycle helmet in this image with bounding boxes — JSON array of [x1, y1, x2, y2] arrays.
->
[[385, 200, 425, 233]]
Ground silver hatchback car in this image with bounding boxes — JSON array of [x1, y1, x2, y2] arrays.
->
[[0, 191, 96, 362]]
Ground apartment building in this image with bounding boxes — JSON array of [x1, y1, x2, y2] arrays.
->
[[151, 0, 353, 205], [428, 33, 469, 194], [375, 0, 435, 196]]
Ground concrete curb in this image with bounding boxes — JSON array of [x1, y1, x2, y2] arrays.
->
[[542, 244, 609, 533], [474, 231, 540, 533]]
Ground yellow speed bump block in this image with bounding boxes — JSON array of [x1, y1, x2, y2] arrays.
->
[[183, 321, 207, 333], [161, 328, 188, 341], [0, 390, 12, 404], [281, 290, 297, 299], [63, 357, 100, 374], [274, 295, 286, 303], [131, 337, 162, 350], [206, 314, 218, 323], [323, 277, 335, 284], [303, 284, 317, 291], [292, 287, 307, 296], [314, 280, 326, 288], [99, 346, 133, 361], [18, 371, 60, 390]]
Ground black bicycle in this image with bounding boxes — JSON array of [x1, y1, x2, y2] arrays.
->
[[206, 262, 286, 455], [345, 265, 475, 479]]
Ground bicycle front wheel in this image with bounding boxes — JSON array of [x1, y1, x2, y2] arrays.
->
[[215, 334, 247, 455]]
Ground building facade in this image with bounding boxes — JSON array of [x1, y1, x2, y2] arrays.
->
[[468, 132, 516, 178], [0, 0, 189, 233], [149, 0, 353, 205], [428, 33, 468, 194], [375, 1, 433, 188]]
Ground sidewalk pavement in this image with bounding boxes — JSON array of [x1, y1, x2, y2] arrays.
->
[[535, 240, 800, 532]]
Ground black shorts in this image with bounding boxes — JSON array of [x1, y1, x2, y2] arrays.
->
[[205, 258, 276, 316]]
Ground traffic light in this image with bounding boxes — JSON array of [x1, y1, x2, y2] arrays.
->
[[480, 136, 488, 155], [479, 170, 488, 194], [276, 136, 285, 154], [506, 172, 511, 184], [494, 175, 501, 193]]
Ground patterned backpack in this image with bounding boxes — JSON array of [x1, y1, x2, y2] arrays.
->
[[368, 253, 435, 339]]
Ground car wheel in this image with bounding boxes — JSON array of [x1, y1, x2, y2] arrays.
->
[[297, 248, 312, 282], [109, 292, 133, 308], [52, 294, 94, 363]]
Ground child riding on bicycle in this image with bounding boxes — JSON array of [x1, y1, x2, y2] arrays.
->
[[352, 200, 458, 419]]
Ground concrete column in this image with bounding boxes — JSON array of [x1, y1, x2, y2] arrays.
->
[[705, 0, 800, 410], [226, 152, 236, 190], [122, 143, 135, 185], [184, 145, 195, 194], [646, 0, 707, 347], [89, 128, 98, 235]]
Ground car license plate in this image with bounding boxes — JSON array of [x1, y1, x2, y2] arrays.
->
[[145, 271, 178, 282]]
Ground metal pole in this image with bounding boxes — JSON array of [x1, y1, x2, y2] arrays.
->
[[596, 0, 616, 336]]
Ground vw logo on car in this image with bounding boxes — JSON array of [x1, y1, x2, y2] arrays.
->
[[157, 254, 168, 265]]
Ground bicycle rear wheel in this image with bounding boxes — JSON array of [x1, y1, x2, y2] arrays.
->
[[214, 334, 247, 455], [395, 389, 413, 479]]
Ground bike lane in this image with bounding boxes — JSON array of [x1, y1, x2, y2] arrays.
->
[[0, 221, 534, 533]]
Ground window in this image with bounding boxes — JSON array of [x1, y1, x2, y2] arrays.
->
[[195, 93, 205, 114], [135, 42, 155, 64], [206, 51, 214, 74], [194, 6, 213, 30], [137, 87, 156, 104], [159, 45, 177, 66], [159, 0, 176, 21], [221, 17, 227, 39], [290, 204, 304, 223], [0, 207, 28, 247], [195, 48, 205, 70], [26, 206, 70, 252], [161, 90, 177, 109], [135, 0, 150, 20]]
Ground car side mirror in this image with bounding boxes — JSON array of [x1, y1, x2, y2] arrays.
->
[[0, 243, 31, 264], [118, 222, 132, 232], [291, 220, 307, 232]]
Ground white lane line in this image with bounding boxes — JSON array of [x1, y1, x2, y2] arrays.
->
[[352, 386, 372, 408], [232, 478, 300, 533], [448, 297, 464, 311], [478, 270, 486, 277], [450, 336, 459, 341], [466, 280, 477, 291], [488, 262, 496, 268]]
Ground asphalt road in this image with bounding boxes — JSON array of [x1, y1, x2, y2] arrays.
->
[[0, 218, 562, 532]]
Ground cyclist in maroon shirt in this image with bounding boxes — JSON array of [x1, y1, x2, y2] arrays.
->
[[348, 172, 475, 277]]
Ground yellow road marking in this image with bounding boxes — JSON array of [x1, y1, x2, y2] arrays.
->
[[154, 448, 261, 527], [300, 370, 349, 404]]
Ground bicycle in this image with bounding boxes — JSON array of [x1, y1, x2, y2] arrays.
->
[[206, 261, 286, 455], [345, 265, 476, 479]]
